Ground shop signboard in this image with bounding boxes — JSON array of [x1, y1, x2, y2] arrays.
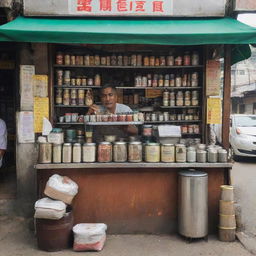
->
[[234, 0, 256, 11], [23, 0, 226, 17]]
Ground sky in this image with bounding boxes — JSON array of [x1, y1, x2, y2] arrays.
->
[[238, 13, 256, 27]]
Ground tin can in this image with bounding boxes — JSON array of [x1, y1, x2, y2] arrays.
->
[[81, 76, 87, 86], [182, 74, 188, 87], [158, 75, 164, 87], [192, 51, 199, 66], [131, 55, 137, 66], [64, 70, 71, 86], [145, 143, 160, 162], [170, 74, 175, 87], [71, 78, 76, 86], [175, 56, 182, 66], [113, 142, 127, 162], [194, 125, 200, 134], [152, 74, 158, 87], [56, 69, 63, 86], [76, 77, 82, 86], [123, 55, 129, 66], [89, 55, 95, 66], [128, 142, 142, 162], [53, 144, 62, 163], [183, 51, 191, 66], [208, 148, 218, 163], [106, 56, 111, 66], [73, 143, 81, 163], [175, 144, 186, 163], [84, 55, 90, 66], [111, 54, 117, 66], [62, 143, 72, 163], [143, 56, 149, 66], [75, 55, 80, 65], [63, 89, 70, 105], [98, 142, 112, 162], [161, 144, 175, 162], [163, 112, 169, 121], [78, 89, 85, 105], [163, 91, 169, 99], [143, 125, 153, 136], [87, 78, 94, 86], [181, 125, 188, 134], [167, 55, 174, 66], [82, 143, 96, 162], [160, 56, 166, 66], [137, 54, 142, 66], [164, 74, 170, 87], [95, 55, 100, 66], [101, 56, 107, 65], [71, 55, 76, 65], [56, 89, 63, 105], [175, 75, 182, 87], [64, 54, 71, 65], [151, 113, 157, 122], [187, 146, 196, 163], [142, 76, 148, 87], [149, 56, 155, 66], [56, 52, 63, 65]]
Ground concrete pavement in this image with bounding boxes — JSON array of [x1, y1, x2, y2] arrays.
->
[[0, 216, 251, 256]]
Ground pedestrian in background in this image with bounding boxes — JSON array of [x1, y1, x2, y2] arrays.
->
[[0, 118, 7, 168]]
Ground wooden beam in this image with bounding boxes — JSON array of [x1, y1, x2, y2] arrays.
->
[[222, 45, 231, 150]]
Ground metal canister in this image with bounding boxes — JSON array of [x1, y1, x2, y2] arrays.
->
[[145, 143, 160, 163], [218, 149, 228, 163], [113, 142, 127, 162], [196, 149, 207, 163], [53, 144, 62, 163], [56, 69, 63, 86], [63, 89, 70, 105], [192, 51, 199, 66], [64, 70, 71, 85], [78, 89, 85, 105], [149, 56, 155, 66], [38, 142, 52, 163], [62, 143, 72, 163], [161, 144, 175, 163], [207, 148, 218, 163], [56, 52, 63, 65], [128, 141, 142, 162], [98, 142, 112, 163], [64, 54, 71, 65], [175, 144, 187, 163], [72, 143, 81, 163], [82, 143, 96, 163], [187, 147, 196, 163], [56, 89, 63, 105]]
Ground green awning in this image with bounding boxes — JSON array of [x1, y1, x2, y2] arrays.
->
[[0, 16, 255, 63]]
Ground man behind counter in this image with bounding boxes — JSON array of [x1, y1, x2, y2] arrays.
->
[[87, 85, 138, 141]]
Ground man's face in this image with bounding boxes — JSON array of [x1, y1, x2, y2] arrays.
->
[[101, 87, 117, 111]]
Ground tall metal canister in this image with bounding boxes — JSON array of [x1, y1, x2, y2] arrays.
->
[[178, 169, 208, 238]]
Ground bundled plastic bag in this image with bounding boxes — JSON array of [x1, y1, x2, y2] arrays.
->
[[44, 174, 78, 204], [73, 223, 107, 251], [34, 197, 66, 220]]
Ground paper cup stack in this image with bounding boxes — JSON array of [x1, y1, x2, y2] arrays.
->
[[219, 185, 236, 242]]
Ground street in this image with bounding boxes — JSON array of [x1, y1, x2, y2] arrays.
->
[[231, 157, 256, 235]]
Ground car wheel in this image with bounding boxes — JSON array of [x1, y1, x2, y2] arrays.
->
[[231, 147, 240, 162]]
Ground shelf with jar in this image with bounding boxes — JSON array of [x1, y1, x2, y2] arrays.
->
[[55, 51, 202, 68], [116, 86, 202, 90]]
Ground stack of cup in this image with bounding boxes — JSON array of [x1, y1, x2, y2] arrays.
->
[[219, 185, 236, 242]]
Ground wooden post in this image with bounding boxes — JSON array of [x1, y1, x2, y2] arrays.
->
[[222, 45, 231, 150]]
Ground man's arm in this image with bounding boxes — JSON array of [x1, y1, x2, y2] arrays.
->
[[122, 125, 138, 136], [0, 120, 7, 158]]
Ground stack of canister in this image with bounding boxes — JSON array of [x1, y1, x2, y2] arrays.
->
[[219, 185, 236, 242]]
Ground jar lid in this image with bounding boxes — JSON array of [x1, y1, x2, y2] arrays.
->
[[73, 143, 81, 146], [52, 128, 62, 133], [129, 141, 142, 145], [83, 143, 96, 146], [146, 143, 159, 146], [63, 143, 72, 146], [175, 144, 186, 147], [99, 141, 111, 145], [161, 143, 174, 146], [179, 169, 207, 177], [114, 141, 126, 145], [143, 125, 152, 128]]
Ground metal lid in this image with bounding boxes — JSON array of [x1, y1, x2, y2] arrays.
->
[[99, 141, 112, 145], [129, 141, 142, 145], [73, 143, 81, 146], [175, 144, 186, 147], [114, 141, 127, 145], [63, 143, 72, 146], [83, 143, 96, 146], [146, 143, 160, 146], [161, 143, 174, 146], [179, 169, 208, 177]]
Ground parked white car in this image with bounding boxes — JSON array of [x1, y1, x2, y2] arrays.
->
[[230, 114, 256, 159]]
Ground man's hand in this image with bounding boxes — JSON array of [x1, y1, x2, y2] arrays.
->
[[87, 104, 100, 115]]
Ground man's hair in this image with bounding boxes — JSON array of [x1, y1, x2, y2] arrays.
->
[[100, 84, 117, 95]]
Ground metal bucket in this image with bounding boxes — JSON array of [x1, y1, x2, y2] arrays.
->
[[178, 169, 208, 238], [35, 209, 73, 251]]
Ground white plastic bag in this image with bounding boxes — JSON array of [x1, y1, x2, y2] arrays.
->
[[34, 197, 66, 220], [73, 223, 107, 251], [44, 174, 78, 204]]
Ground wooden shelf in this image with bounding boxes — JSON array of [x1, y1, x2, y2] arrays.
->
[[56, 122, 84, 125], [160, 106, 200, 109], [54, 86, 101, 89], [54, 105, 89, 108], [144, 120, 201, 124], [54, 64, 204, 69], [85, 121, 143, 125], [116, 87, 202, 90]]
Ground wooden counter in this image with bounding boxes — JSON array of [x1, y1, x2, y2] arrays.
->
[[36, 163, 232, 234]]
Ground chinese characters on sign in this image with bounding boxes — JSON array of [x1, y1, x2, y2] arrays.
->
[[69, 0, 173, 16]]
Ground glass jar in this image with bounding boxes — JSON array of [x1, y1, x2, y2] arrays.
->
[[98, 142, 112, 162], [56, 89, 63, 105], [149, 56, 155, 66], [53, 144, 62, 163], [56, 52, 64, 65], [64, 70, 71, 86], [63, 89, 70, 105], [82, 143, 96, 163], [218, 149, 228, 163], [72, 143, 81, 163], [175, 144, 186, 163], [142, 125, 153, 136], [192, 51, 199, 66], [128, 142, 142, 162], [207, 148, 218, 163], [62, 143, 72, 163], [187, 147, 196, 163], [183, 51, 191, 66], [145, 143, 160, 163], [196, 149, 207, 163], [113, 142, 127, 162], [38, 142, 52, 164], [161, 144, 175, 163]]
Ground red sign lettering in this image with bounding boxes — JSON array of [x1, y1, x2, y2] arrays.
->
[[117, 0, 128, 12], [77, 0, 92, 12], [153, 1, 164, 12], [100, 0, 112, 11], [135, 1, 146, 12]]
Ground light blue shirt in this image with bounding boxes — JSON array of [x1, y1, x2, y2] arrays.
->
[[98, 103, 133, 114]]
